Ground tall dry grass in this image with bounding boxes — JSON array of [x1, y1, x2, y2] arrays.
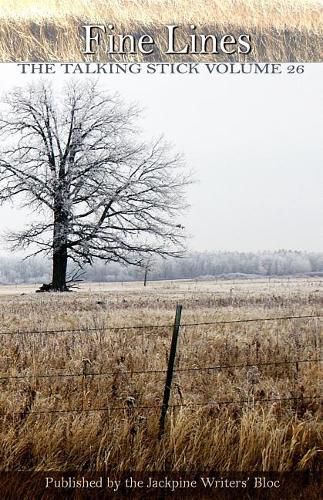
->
[[0, 0, 321, 61], [0, 278, 321, 476]]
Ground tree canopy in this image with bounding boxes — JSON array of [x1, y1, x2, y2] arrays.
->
[[0, 81, 190, 290]]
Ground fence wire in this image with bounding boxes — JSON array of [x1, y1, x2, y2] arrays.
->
[[0, 358, 321, 382], [0, 314, 321, 336], [4, 395, 321, 418]]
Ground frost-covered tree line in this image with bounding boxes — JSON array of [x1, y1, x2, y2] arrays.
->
[[0, 250, 322, 284]]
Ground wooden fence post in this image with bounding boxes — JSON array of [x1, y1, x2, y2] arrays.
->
[[158, 304, 182, 439]]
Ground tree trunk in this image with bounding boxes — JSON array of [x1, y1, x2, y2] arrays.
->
[[52, 244, 68, 291], [51, 196, 69, 291]]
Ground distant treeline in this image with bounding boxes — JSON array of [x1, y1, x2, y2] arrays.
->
[[0, 250, 322, 284]]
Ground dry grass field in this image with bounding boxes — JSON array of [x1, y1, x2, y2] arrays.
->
[[0, 277, 321, 478], [0, 0, 322, 61]]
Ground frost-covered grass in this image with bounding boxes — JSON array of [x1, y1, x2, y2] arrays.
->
[[0, 278, 321, 473], [0, 0, 321, 61]]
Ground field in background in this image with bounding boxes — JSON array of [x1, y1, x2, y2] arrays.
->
[[0, 277, 321, 474], [0, 0, 321, 61]]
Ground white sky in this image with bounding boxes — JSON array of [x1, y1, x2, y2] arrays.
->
[[0, 63, 322, 253]]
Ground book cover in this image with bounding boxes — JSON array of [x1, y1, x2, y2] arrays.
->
[[0, 1, 321, 498]]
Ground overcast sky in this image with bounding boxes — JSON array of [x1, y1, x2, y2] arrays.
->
[[0, 63, 322, 253]]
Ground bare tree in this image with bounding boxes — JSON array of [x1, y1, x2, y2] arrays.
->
[[0, 81, 190, 291]]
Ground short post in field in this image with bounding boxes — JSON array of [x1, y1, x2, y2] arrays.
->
[[159, 304, 182, 439], [143, 267, 148, 287]]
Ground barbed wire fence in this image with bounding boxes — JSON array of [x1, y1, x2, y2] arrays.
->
[[0, 313, 321, 336], [0, 308, 321, 437]]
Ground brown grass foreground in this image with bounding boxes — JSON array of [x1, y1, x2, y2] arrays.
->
[[0, 0, 322, 61], [0, 277, 321, 475]]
